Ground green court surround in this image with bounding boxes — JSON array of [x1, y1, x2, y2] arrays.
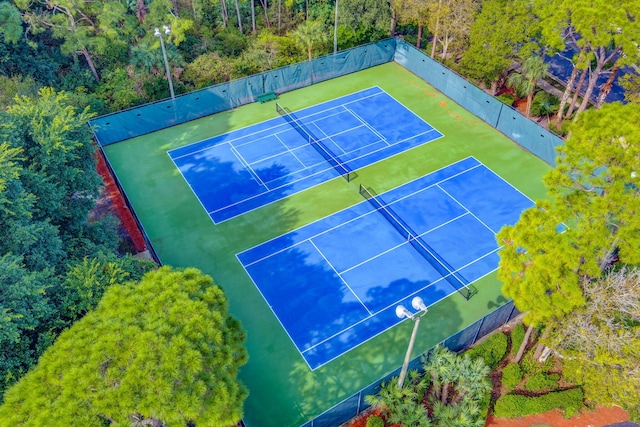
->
[[103, 62, 550, 427]]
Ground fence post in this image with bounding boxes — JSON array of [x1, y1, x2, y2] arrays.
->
[[472, 315, 485, 345]]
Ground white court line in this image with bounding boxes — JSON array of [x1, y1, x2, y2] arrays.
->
[[169, 88, 385, 161], [308, 239, 373, 316], [437, 184, 497, 234], [237, 157, 532, 369], [235, 254, 310, 358], [273, 133, 306, 170], [240, 159, 482, 261], [343, 106, 389, 146], [207, 90, 446, 222], [229, 145, 267, 188], [209, 126, 443, 217]]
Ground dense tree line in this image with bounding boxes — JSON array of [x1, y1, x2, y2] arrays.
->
[[1, 0, 638, 116]]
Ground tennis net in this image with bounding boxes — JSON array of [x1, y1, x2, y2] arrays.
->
[[276, 102, 354, 182], [359, 184, 477, 300]]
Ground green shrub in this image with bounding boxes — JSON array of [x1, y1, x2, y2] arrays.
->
[[509, 323, 525, 357], [466, 332, 508, 370], [366, 415, 384, 427], [502, 363, 523, 392], [530, 91, 560, 117], [497, 93, 515, 106], [494, 388, 584, 418], [525, 372, 560, 392], [520, 349, 553, 376]]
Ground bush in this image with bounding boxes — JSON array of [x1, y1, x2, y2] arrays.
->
[[466, 332, 508, 370], [494, 388, 584, 418], [529, 91, 560, 117], [520, 349, 553, 377], [366, 415, 384, 427], [510, 323, 525, 357], [496, 93, 515, 106], [502, 363, 523, 392], [525, 372, 560, 392]]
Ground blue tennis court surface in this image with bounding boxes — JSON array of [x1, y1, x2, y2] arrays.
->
[[237, 158, 533, 370], [169, 87, 442, 223]]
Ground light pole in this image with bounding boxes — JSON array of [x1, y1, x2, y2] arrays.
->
[[154, 25, 175, 101], [333, 0, 339, 54], [395, 296, 428, 389]]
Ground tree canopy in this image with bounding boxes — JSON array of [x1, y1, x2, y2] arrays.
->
[[497, 102, 640, 326], [0, 266, 248, 427], [544, 267, 640, 420]]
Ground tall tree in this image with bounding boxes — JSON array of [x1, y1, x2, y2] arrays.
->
[[0, 266, 248, 426], [506, 55, 548, 117], [537, 0, 640, 120], [0, 2, 22, 44], [3, 88, 101, 256], [292, 19, 327, 61], [428, 0, 477, 61], [0, 254, 55, 396], [544, 267, 640, 420], [339, 0, 392, 42], [459, 0, 540, 94], [14, 0, 136, 82], [497, 102, 640, 327], [392, 0, 429, 48]]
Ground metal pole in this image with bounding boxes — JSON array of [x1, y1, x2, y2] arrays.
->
[[157, 32, 175, 101], [397, 316, 421, 389], [333, 0, 338, 54]]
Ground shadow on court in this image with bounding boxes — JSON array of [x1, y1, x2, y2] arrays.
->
[[287, 276, 463, 419]]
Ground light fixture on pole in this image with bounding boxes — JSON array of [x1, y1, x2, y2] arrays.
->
[[154, 25, 175, 101], [395, 296, 428, 389]]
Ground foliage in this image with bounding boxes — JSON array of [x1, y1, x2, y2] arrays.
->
[[493, 388, 584, 418], [0, 3, 22, 44], [519, 349, 553, 377], [619, 73, 640, 105], [339, 0, 392, 42], [291, 19, 329, 61], [0, 253, 55, 395], [427, 0, 478, 60], [365, 371, 431, 427], [501, 363, 523, 392], [496, 93, 515, 106], [536, 0, 640, 116], [365, 345, 491, 427], [529, 91, 559, 118], [465, 332, 508, 370], [525, 372, 560, 392], [544, 267, 640, 420], [506, 55, 548, 117], [95, 68, 146, 112], [509, 323, 525, 357], [366, 414, 385, 427], [459, 0, 541, 93], [498, 103, 640, 326], [184, 52, 235, 88], [0, 87, 149, 398], [0, 267, 248, 426]]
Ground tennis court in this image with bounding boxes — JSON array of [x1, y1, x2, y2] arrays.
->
[[238, 157, 533, 369], [101, 60, 552, 427], [168, 87, 442, 223]]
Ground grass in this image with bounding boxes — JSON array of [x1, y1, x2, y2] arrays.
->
[[103, 61, 551, 427]]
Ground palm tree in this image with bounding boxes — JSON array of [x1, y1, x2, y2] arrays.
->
[[292, 19, 327, 61], [507, 55, 548, 118]]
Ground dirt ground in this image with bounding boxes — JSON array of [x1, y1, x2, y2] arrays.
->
[[345, 405, 629, 427], [485, 405, 630, 427], [95, 150, 147, 253]]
